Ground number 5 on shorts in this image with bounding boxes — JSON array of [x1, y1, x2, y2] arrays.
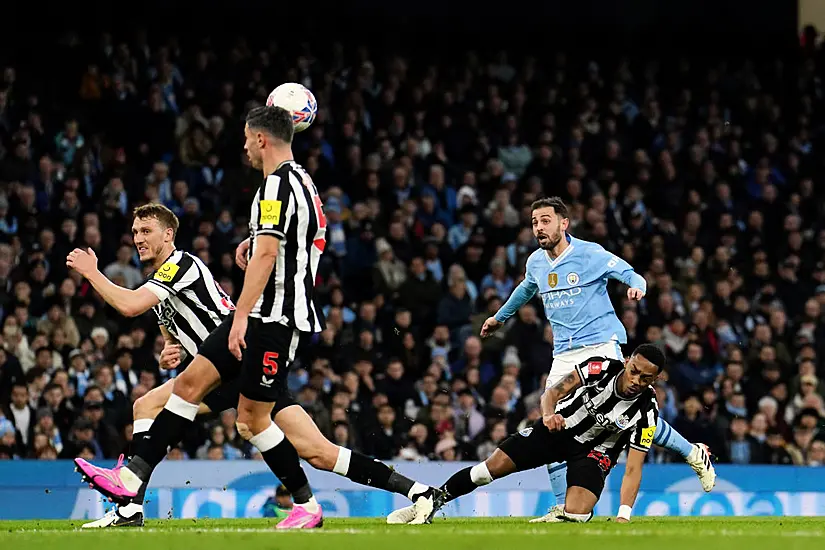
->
[[263, 351, 279, 375]]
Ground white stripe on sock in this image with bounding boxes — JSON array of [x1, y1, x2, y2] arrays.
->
[[164, 394, 199, 421], [133, 419, 153, 434], [248, 422, 285, 452], [332, 446, 351, 476]]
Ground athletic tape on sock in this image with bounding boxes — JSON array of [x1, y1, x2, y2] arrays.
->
[[248, 422, 285, 452], [470, 462, 493, 485], [333, 446, 352, 476], [164, 394, 199, 421]]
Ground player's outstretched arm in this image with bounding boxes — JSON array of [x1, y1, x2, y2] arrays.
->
[[601, 250, 647, 300], [67, 248, 159, 317], [540, 370, 582, 431], [616, 448, 646, 523], [495, 277, 538, 322]]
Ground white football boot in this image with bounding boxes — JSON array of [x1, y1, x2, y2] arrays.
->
[[686, 443, 716, 492]]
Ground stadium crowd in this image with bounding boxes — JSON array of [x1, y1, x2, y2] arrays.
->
[[1, 28, 825, 468]]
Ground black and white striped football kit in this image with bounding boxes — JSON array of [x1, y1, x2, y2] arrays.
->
[[498, 357, 659, 498], [198, 160, 326, 405], [142, 250, 241, 412]]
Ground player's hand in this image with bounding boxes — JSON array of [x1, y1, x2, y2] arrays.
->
[[159, 344, 182, 371], [228, 315, 248, 361], [235, 238, 251, 270], [543, 413, 565, 432], [615, 517, 630, 523], [66, 248, 98, 277], [627, 288, 645, 301], [480, 317, 503, 338]]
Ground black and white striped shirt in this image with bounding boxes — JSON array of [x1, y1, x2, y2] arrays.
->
[[142, 250, 235, 357], [557, 357, 658, 463], [248, 161, 326, 333]]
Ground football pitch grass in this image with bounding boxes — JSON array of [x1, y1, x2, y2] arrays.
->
[[2, 517, 825, 550]]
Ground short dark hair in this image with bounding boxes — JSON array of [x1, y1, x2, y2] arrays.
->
[[133, 203, 179, 238], [531, 196, 569, 218], [246, 106, 294, 145], [632, 343, 667, 373]]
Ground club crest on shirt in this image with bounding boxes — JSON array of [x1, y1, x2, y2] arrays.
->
[[548, 273, 558, 288], [615, 414, 631, 429], [567, 272, 579, 285]]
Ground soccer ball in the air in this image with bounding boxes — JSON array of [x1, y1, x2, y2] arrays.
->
[[266, 83, 317, 133]]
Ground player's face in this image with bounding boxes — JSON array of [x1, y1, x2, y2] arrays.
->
[[531, 207, 568, 250], [244, 123, 264, 170], [621, 354, 660, 396], [132, 217, 169, 263]]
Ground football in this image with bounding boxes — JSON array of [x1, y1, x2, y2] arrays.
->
[[266, 82, 317, 133]]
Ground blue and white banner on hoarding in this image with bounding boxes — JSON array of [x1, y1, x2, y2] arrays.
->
[[0, 461, 823, 519]]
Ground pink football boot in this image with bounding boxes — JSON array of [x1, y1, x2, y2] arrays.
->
[[276, 504, 324, 529], [74, 455, 138, 505]]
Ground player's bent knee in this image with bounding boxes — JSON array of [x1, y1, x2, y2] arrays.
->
[[133, 389, 164, 419], [173, 362, 217, 402], [485, 449, 517, 478]]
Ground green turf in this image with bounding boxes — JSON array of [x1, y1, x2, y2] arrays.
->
[[1, 517, 824, 550]]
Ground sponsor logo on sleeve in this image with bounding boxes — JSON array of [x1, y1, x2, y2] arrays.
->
[[259, 200, 282, 225], [153, 262, 180, 283], [640, 425, 656, 448]]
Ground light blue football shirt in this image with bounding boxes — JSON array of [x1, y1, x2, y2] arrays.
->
[[495, 234, 646, 354]]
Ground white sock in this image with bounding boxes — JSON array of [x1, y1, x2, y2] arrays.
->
[[164, 394, 199, 421], [119, 466, 144, 493], [133, 419, 153, 434], [332, 446, 351, 476], [407, 481, 429, 500], [295, 496, 319, 514], [119, 502, 143, 516], [248, 422, 285, 451]]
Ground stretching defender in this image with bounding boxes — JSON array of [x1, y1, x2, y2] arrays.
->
[[389, 344, 663, 524], [480, 197, 715, 521], [74, 106, 439, 528]]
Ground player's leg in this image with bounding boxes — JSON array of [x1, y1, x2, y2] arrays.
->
[[255, 323, 439, 522], [274, 403, 436, 517], [236, 320, 323, 529], [538, 342, 622, 519], [75, 355, 221, 501], [388, 419, 558, 524], [81, 379, 215, 528], [655, 417, 716, 491], [74, 320, 231, 502], [542, 350, 581, 509], [555, 454, 609, 522]]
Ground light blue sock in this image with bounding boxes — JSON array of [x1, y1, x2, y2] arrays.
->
[[653, 418, 693, 459], [546, 462, 567, 506]]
